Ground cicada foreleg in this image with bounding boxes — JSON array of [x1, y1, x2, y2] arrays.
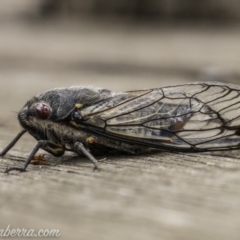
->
[[5, 140, 65, 173], [0, 130, 27, 157]]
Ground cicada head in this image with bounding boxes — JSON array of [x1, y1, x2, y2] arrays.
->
[[17, 97, 52, 141]]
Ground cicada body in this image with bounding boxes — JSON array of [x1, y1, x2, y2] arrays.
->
[[2, 81, 240, 173]]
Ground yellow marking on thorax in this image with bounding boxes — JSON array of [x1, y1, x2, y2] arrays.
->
[[75, 103, 83, 109], [86, 136, 97, 144], [70, 121, 77, 127]]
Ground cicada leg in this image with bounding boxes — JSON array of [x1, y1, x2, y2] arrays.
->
[[5, 140, 65, 173], [0, 130, 27, 156], [74, 142, 99, 171]]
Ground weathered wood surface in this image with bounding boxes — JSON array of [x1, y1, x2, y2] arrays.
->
[[1, 130, 240, 240]]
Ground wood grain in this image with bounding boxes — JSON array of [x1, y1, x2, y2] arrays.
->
[[1, 130, 240, 240]]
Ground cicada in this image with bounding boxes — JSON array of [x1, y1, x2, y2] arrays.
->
[[1, 81, 240, 173]]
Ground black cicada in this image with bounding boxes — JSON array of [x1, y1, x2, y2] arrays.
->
[[1, 81, 240, 173]]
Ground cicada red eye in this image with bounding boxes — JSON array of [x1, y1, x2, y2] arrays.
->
[[35, 103, 50, 119]]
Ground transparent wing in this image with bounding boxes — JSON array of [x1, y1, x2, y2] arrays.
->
[[75, 82, 240, 152]]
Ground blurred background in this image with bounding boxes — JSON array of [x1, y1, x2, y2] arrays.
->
[[1, 0, 240, 129]]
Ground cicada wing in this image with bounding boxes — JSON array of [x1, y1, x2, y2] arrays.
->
[[75, 82, 240, 152]]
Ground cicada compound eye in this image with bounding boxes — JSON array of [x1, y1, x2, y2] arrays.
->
[[35, 103, 50, 120]]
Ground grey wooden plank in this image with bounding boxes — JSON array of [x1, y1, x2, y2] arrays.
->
[[1, 130, 240, 240]]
